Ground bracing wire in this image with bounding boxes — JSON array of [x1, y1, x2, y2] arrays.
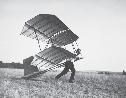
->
[[37, 39, 42, 51], [34, 30, 42, 51]]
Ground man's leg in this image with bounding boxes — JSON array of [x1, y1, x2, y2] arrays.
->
[[55, 65, 69, 79], [69, 64, 76, 83]]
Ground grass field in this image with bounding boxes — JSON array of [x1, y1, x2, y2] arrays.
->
[[0, 68, 126, 98]]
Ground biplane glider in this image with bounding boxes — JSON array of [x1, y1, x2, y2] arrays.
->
[[20, 14, 83, 79]]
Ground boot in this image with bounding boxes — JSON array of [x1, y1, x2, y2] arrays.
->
[[69, 79, 75, 83]]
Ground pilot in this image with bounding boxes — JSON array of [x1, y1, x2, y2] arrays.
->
[[55, 59, 75, 83]]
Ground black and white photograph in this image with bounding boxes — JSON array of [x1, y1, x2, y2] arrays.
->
[[0, 0, 126, 97]]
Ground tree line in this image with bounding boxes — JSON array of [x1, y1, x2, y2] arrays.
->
[[0, 61, 24, 69]]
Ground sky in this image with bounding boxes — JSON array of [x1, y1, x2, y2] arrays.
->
[[0, 0, 126, 72]]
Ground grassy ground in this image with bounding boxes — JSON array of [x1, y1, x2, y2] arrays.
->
[[0, 68, 126, 98]]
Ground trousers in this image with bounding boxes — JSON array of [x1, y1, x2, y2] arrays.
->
[[55, 61, 75, 80]]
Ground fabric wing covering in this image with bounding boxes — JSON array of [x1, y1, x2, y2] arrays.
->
[[21, 14, 79, 47], [31, 46, 76, 69]]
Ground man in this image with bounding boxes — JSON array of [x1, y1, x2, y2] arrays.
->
[[55, 60, 75, 83]]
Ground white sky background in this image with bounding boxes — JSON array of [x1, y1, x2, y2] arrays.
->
[[0, 0, 126, 72]]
